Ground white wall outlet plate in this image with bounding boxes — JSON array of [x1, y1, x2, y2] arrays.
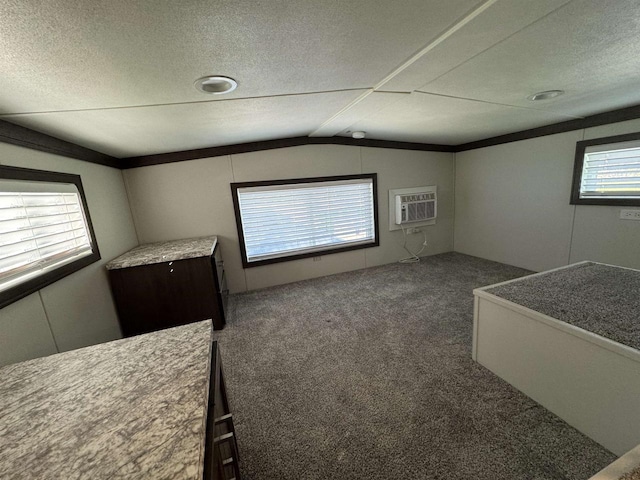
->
[[619, 209, 640, 221]]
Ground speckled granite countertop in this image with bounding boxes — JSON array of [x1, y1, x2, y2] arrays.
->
[[485, 262, 640, 350], [589, 444, 640, 480], [0, 320, 213, 480], [106, 236, 217, 270]]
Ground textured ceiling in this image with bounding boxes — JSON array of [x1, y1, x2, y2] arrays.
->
[[1, 0, 640, 158]]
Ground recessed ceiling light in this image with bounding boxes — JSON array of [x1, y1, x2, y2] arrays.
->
[[352, 131, 366, 139], [527, 90, 564, 101], [194, 76, 238, 95]]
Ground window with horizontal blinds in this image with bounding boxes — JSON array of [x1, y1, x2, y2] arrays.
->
[[0, 166, 100, 308], [232, 174, 378, 267], [580, 142, 640, 198], [572, 134, 640, 206]]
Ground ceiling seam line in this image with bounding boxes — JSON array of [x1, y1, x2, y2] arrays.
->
[[0, 88, 371, 118], [413, 90, 585, 119], [309, 90, 375, 135], [416, 0, 574, 90], [311, 90, 412, 138], [309, 0, 499, 136], [372, 0, 499, 91]]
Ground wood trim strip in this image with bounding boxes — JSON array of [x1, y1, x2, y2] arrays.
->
[[122, 103, 640, 167], [0, 120, 121, 168], [456, 104, 640, 152], [122, 136, 455, 169], [3, 103, 640, 169]]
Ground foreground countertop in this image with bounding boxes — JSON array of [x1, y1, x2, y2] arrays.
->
[[589, 444, 640, 480], [0, 321, 213, 480], [106, 236, 217, 270]]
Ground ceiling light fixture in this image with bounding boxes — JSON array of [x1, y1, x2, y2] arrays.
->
[[194, 76, 238, 95], [352, 131, 366, 139], [527, 90, 564, 101]]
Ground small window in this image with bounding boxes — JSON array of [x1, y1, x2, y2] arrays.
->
[[571, 133, 640, 206], [0, 166, 100, 308], [231, 174, 379, 267]]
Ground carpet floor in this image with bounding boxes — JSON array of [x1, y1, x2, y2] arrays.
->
[[214, 252, 616, 480]]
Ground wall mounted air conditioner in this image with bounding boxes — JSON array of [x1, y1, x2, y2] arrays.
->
[[395, 191, 437, 225], [388, 186, 437, 231]]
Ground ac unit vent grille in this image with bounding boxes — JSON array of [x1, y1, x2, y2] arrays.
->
[[395, 190, 437, 225], [405, 201, 435, 222]]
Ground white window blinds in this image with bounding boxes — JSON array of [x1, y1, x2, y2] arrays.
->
[[0, 179, 94, 293], [580, 142, 640, 199], [237, 178, 376, 263]]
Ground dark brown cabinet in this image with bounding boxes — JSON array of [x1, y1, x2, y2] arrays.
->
[[108, 240, 227, 336]]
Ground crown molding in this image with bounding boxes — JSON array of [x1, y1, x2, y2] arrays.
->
[[0, 119, 121, 168], [3, 103, 640, 169], [455, 104, 640, 152], [120, 136, 455, 169]]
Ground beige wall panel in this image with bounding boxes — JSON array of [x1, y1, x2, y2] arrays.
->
[[125, 144, 455, 292], [361, 147, 454, 266], [570, 206, 640, 269], [123, 155, 247, 293], [245, 250, 367, 291], [569, 119, 640, 268], [230, 144, 361, 181], [38, 263, 123, 352], [0, 143, 138, 357], [454, 131, 581, 272], [0, 293, 57, 366]]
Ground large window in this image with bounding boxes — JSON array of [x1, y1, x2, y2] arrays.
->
[[231, 174, 378, 267], [571, 132, 640, 206], [0, 166, 100, 308]]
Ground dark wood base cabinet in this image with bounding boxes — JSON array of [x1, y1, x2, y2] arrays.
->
[[108, 242, 227, 336]]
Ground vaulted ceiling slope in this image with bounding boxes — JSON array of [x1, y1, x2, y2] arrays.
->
[[1, 0, 639, 159]]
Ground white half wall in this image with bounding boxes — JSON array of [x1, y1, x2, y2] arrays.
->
[[454, 119, 640, 272], [124, 144, 454, 293], [0, 143, 138, 366]]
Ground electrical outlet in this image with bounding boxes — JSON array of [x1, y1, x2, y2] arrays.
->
[[619, 209, 640, 221], [313, 256, 322, 261], [406, 227, 421, 234]]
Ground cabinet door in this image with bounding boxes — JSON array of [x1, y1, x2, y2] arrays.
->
[[109, 256, 219, 336]]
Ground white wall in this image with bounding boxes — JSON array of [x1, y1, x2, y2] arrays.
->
[[124, 144, 454, 292], [5, 115, 637, 365], [455, 119, 640, 272], [0, 143, 138, 366]]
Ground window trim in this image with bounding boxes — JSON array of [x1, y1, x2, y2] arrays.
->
[[0, 165, 101, 309], [571, 131, 640, 206], [231, 173, 379, 268]]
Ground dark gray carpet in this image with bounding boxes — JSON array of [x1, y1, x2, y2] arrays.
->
[[214, 252, 616, 480], [487, 262, 640, 350]]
